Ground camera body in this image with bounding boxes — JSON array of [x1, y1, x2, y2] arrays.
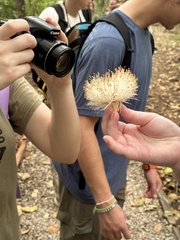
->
[[0, 16, 75, 77]]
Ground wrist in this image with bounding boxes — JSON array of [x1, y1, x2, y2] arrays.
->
[[93, 198, 117, 214], [96, 195, 114, 207], [142, 164, 158, 171]]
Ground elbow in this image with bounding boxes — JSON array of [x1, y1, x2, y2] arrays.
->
[[54, 153, 78, 164], [53, 144, 80, 164]]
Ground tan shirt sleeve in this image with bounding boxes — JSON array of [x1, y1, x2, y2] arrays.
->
[[9, 77, 42, 135]]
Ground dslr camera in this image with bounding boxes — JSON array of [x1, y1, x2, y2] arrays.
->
[[0, 16, 75, 77]]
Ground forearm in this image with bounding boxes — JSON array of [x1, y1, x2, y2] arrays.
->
[[25, 78, 80, 164], [48, 79, 81, 163], [78, 119, 112, 202]]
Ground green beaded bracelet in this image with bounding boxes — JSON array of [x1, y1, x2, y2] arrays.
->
[[93, 199, 117, 214]]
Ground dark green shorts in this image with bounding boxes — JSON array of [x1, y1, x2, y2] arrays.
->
[[57, 178, 126, 240]]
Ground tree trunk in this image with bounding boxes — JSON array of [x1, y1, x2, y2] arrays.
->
[[14, 0, 26, 17]]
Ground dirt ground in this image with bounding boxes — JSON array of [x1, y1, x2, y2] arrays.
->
[[147, 25, 180, 126], [146, 24, 180, 222], [16, 24, 180, 239]]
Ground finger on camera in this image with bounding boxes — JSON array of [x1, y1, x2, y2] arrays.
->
[[0, 19, 29, 40], [43, 17, 68, 44], [10, 33, 37, 52]]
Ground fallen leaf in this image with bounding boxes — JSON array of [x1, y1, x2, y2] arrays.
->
[[144, 205, 158, 212], [31, 189, 39, 198], [164, 167, 173, 174], [131, 198, 145, 207], [44, 213, 49, 219], [21, 228, 31, 235], [47, 225, 59, 234], [17, 205, 22, 216], [154, 223, 163, 233], [18, 172, 31, 180], [21, 205, 38, 213], [164, 210, 174, 218]]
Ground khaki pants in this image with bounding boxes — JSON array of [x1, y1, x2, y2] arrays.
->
[[57, 178, 126, 240]]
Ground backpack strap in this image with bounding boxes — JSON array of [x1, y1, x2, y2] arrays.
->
[[52, 4, 92, 31], [0, 86, 10, 118], [97, 12, 133, 69], [150, 32, 157, 54], [51, 3, 68, 32], [82, 9, 92, 22]]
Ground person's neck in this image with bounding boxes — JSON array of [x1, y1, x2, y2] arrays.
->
[[118, 0, 159, 29], [64, 0, 79, 17]]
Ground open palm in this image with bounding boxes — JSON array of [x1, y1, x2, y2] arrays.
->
[[102, 105, 180, 170]]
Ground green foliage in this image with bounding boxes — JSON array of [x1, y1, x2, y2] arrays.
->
[[0, 0, 112, 20], [0, 0, 55, 19], [0, 0, 16, 19], [95, 0, 110, 17], [25, 0, 55, 16]]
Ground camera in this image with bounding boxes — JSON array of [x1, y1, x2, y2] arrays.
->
[[0, 16, 75, 77]]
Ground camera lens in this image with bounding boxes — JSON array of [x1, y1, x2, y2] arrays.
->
[[49, 44, 75, 77], [56, 51, 72, 73], [32, 38, 75, 77]]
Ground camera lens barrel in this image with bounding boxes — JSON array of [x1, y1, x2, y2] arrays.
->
[[33, 38, 75, 77], [0, 17, 75, 77], [24, 16, 75, 77]]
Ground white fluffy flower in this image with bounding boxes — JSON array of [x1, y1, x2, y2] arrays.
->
[[83, 67, 138, 112]]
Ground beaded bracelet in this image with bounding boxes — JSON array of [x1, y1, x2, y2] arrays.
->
[[93, 199, 117, 214], [96, 195, 114, 206]]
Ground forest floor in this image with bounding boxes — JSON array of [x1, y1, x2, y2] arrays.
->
[[16, 24, 180, 240]]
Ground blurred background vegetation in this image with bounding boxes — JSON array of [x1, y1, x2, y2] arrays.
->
[[0, 0, 110, 19]]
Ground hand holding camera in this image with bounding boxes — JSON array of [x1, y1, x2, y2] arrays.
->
[[0, 19, 36, 89], [23, 16, 75, 78], [0, 16, 75, 89]]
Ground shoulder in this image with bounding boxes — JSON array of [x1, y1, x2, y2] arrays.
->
[[39, 6, 58, 16], [39, 3, 66, 21], [39, 6, 59, 22], [85, 21, 126, 47]]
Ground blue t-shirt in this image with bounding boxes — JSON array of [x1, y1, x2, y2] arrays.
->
[[53, 10, 152, 203]]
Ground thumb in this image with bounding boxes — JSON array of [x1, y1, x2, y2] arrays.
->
[[103, 135, 124, 155]]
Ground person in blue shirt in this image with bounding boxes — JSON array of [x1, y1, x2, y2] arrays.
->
[[53, 0, 180, 239]]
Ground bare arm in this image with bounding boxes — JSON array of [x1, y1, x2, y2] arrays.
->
[[24, 17, 81, 164], [78, 115, 131, 239], [0, 18, 81, 164], [24, 78, 80, 164]]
